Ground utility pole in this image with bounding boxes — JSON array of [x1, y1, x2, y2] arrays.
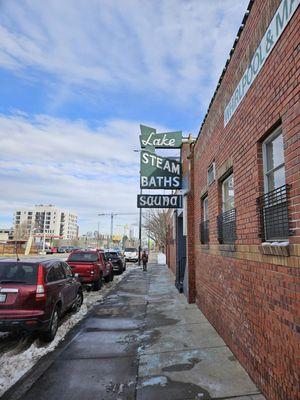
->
[[42, 212, 46, 254], [98, 212, 138, 250], [110, 213, 114, 248], [97, 221, 100, 248]]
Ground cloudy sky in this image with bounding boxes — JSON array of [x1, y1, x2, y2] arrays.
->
[[0, 0, 248, 234]]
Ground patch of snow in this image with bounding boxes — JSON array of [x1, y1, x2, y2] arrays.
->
[[0, 265, 137, 397], [157, 252, 166, 264], [141, 376, 168, 387]]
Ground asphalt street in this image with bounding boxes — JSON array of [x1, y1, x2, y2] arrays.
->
[[2, 264, 266, 400]]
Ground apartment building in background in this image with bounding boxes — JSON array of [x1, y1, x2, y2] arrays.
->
[[0, 228, 14, 242], [13, 205, 78, 240]]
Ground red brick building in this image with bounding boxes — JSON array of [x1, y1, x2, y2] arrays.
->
[[166, 1, 300, 399]]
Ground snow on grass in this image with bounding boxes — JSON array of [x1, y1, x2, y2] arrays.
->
[[0, 264, 140, 397]]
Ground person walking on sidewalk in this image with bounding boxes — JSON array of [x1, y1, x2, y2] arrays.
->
[[142, 250, 148, 271]]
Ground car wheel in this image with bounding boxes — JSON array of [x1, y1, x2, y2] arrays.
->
[[40, 306, 59, 342], [93, 275, 103, 291], [72, 291, 83, 313]]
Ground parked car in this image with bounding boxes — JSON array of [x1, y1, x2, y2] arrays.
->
[[0, 259, 83, 342], [67, 250, 113, 290], [124, 247, 139, 263], [45, 246, 58, 254], [105, 251, 126, 274], [57, 246, 68, 253]]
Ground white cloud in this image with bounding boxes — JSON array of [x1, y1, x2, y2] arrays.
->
[[0, 113, 147, 232], [0, 0, 249, 106], [0, 0, 250, 231]]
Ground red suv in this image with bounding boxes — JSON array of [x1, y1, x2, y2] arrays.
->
[[67, 250, 113, 290], [0, 259, 83, 342]]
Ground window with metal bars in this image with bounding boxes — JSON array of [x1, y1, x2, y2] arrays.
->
[[259, 127, 290, 241], [217, 173, 236, 244], [217, 208, 237, 244], [200, 196, 209, 244], [257, 184, 290, 241]]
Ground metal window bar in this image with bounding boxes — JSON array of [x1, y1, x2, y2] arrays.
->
[[200, 220, 209, 244], [217, 208, 237, 244], [256, 184, 290, 241]]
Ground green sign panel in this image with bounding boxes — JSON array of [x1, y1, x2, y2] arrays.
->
[[137, 194, 182, 208], [140, 125, 182, 148], [140, 150, 181, 189]]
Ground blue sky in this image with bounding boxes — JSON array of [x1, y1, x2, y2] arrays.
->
[[0, 0, 248, 234]]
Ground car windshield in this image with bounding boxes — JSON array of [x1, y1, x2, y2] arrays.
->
[[0, 262, 38, 284], [124, 248, 137, 252], [68, 252, 98, 262], [107, 252, 119, 259]]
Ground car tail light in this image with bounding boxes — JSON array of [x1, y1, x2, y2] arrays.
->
[[25, 320, 38, 326], [36, 264, 46, 301]]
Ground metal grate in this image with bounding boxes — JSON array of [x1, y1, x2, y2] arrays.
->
[[200, 220, 209, 244], [217, 208, 237, 244], [256, 184, 290, 241]]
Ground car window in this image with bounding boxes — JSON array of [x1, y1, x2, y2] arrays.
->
[[68, 252, 99, 262], [124, 248, 137, 252], [0, 262, 38, 284], [55, 264, 66, 280], [47, 267, 56, 283], [48, 264, 66, 282], [62, 262, 73, 278], [107, 252, 119, 259]]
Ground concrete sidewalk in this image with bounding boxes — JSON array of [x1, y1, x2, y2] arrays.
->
[[5, 264, 266, 400]]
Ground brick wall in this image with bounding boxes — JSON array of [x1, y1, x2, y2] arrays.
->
[[169, 1, 300, 399]]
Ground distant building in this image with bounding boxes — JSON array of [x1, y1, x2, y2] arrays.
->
[[13, 205, 78, 240], [0, 228, 14, 242]]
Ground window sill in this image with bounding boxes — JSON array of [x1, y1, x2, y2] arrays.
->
[[259, 242, 290, 257], [200, 243, 210, 250], [219, 244, 236, 252]]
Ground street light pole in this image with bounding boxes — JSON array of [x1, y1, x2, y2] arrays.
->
[[98, 212, 138, 250], [97, 221, 100, 248], [110, 212, 114, 249], [42, 212, 46, 254], [138, 188, 142, 266], [134, 149, 143, 266]]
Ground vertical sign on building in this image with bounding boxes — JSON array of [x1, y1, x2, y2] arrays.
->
[[137, 125, 183, 208]]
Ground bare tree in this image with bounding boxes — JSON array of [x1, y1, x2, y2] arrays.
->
[[143, 209, 168, 251], [14, 221, 29, 241]]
